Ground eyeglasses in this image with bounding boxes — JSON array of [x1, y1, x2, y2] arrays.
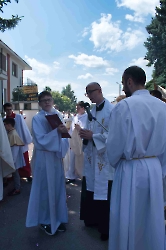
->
[[85, 89, 99, 97], [39, 98, 53, 103]]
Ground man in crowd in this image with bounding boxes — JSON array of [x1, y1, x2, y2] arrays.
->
[[65, 101, 87, 183], [106, 66, 166, 250], [26, 91, 69, 236], [3, 103, 32, 183], [3, 118, 25, 195], [79, 82, 114, 241], [0, 116, 15, 201], [150, 89, 162, 100]]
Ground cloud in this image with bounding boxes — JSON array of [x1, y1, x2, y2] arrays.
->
[[69, 53, 109, 68], [129, 57, 149, 68], [53, 61, 60, 69], [105, 67, 119, 75], [106, 92, 118, 97], [23, 56, 78, 93], [125, 14, 144, 23], [100, 80, 109, 87], [77, 73, 93, 79], [24, 55, 60, 75], [82, 27, 90, 37], [89, 14, 145, 52], [116, 0, 160, 22]]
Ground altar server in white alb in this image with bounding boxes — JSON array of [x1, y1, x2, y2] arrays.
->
[[0, 116, 15, 201], [3, 118, 25, 195], [79, 82, 114, 241], [65, 101, 87, 183], [3, 103, 32, 182], [106, 66, 166, 250], [26, 91, 69, 236]]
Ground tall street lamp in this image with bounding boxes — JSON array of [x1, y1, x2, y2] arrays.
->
[[116, 82, 121, 96]]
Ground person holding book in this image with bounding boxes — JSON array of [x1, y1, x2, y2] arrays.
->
[[26, 91, 69, 236]]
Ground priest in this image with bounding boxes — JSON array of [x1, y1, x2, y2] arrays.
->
[[106, 66, 166, 250], [79, 82, 114, 241]]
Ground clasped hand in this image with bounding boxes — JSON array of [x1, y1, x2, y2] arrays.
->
[[57, 124, 68, 134], [79, 129, 93, 140]]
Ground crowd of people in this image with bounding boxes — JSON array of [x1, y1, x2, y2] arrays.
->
[[0, 65, 166, 250]]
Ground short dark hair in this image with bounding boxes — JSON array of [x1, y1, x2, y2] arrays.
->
[[87, 82, 101, 88], [38, 91, 52, 102], [123, 66, 146, 86], [3, 102, 12, 110], [77, 101, 85, 108], [3, 117, 15, 127], [150, 90, 162, 100]]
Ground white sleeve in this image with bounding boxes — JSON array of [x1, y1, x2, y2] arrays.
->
[[106, 102, 130, 167]]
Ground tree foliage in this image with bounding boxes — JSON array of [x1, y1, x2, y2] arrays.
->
[[144, 0, 166, 86], [0, 0, 23, 32], [51, 84, 77, 112], [145, 80, 155, 91], [44, 86, 52, 92], [61, 84, 77, 112], [12, 87, 27, 101], [51, 91, 72, 112]]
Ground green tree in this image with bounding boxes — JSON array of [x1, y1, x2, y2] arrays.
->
[[44, 86, 52, 92], [12, 87, 27, 101], [0, 0, 23, 32], [61, 84, 77, 112], [51, 91, 73, 112], [145, 80, 155, 91], [144, 0, 166, 86]]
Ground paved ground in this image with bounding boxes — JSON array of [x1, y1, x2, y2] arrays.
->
[[0, 177, 108, 250]]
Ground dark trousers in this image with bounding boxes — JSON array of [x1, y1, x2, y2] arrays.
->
[[80, 176, 112, 235]]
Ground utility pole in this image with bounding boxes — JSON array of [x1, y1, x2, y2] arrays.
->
[[116, 82, 121, 96]]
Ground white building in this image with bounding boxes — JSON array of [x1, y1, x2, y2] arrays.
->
[[0, 39, 32, 113]]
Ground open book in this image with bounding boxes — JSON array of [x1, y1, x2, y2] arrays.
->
[[45, 114, 71, 138]]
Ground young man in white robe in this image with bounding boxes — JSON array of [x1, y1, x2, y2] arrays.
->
[[0, 116, 15, 201], [79, 82, 114, 241], [106, 66, 166, 250], [26, 91, 69, 236], [65, 101, 87, 183], [3, 103, 32, 182]]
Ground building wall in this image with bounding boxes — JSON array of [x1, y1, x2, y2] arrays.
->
[[10, 57, 23, 101], [13, 101, 39, 132], [0, 44, 31, 103]]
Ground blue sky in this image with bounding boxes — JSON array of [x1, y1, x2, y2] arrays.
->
[[1, 0, 160, 102]]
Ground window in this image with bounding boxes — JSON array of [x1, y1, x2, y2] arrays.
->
[[24, 103, 31, 110], [0, 52, 7, 71], [12, 62, 18, 77], [3, 88, 7, 104], [14, 103, 20, 110]]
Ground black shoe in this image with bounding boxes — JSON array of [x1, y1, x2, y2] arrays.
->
[[84, 222, 98, 227], [66, 179, 75, 184], [27, 177, 32, 182], [8, 189, 20, 196], [57, 224, 66, 232], [40, 224, 54, 236], [100, 233, 109, 241]]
